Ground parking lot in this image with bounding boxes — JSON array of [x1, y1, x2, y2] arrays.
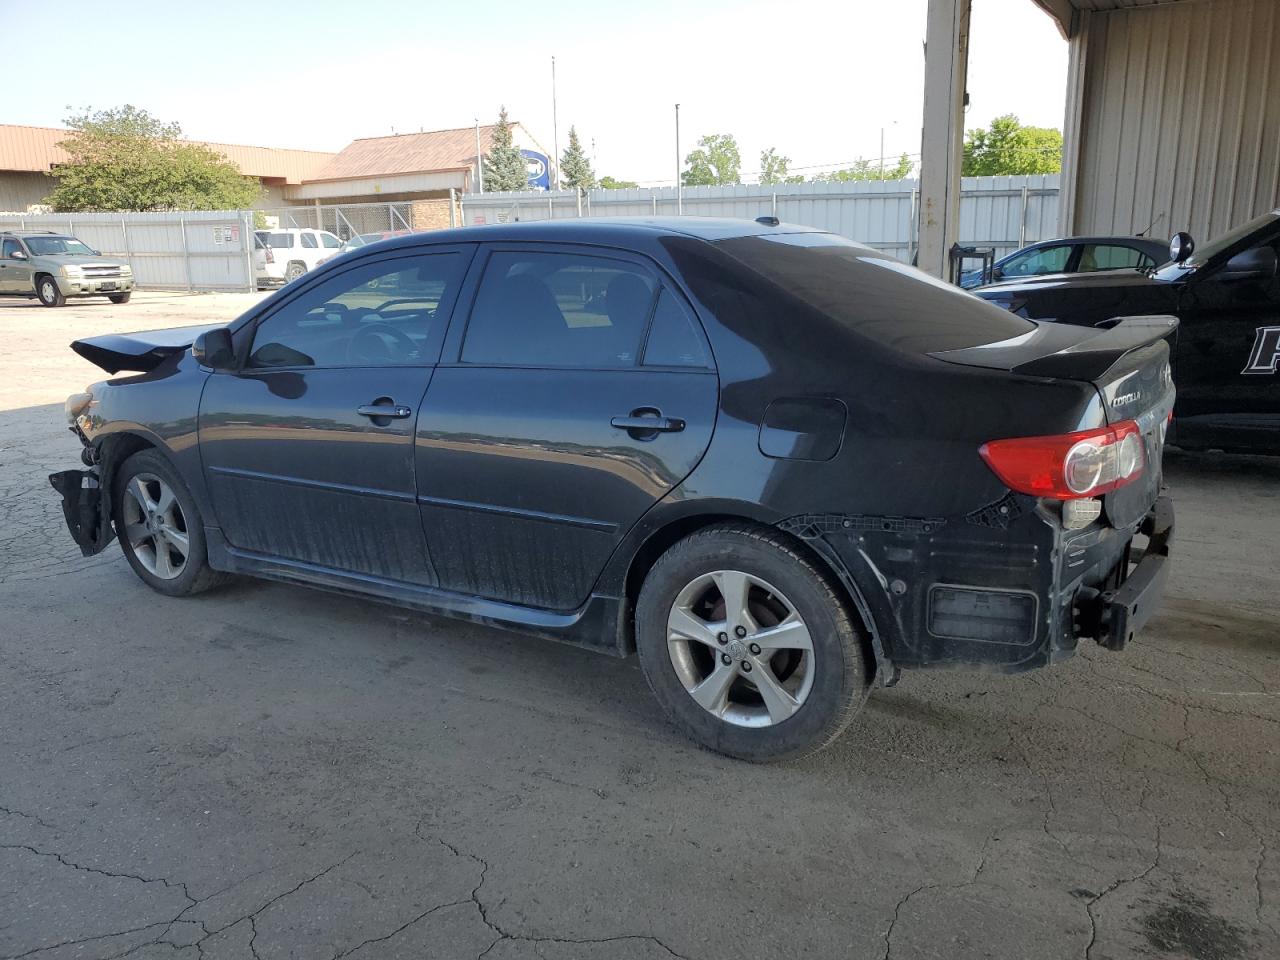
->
[[0, 292, 1276, 959]]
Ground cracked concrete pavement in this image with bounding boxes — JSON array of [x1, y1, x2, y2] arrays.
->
[[1, 292, 1277, 959]]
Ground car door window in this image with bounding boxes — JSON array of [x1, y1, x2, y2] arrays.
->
[[1001, 245, 1071, 278], [1080, 244, 1148, 272], [462, 251, 657, 367], [642, 289, 711, 367], [2, 238, 21, 259], [300, 233, 318, 249], [248, 253, 464, 368], [263, 232, 294, 249], [321, 233, 342, 249]]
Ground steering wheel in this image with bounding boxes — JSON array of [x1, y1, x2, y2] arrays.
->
[[346, 323, 418, 364]]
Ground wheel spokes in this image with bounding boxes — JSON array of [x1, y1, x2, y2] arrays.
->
[[163, 527, 190, 560], [749, 614, 812, 652], [688, 660, 738, 716], [126, 477, 156, 514], [668, 606, 722, 649], [748, 660, 802, 723], [713, 570, 756, 633]]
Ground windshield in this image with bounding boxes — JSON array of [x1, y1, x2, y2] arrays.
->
[[24, 236, 96, 256], [709, 232, 1036, 354], [1151, 210, 1280, 280]]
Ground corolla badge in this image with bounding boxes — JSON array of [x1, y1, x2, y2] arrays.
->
[[1112, 392, 1140, 408], [1242, 326, 1280, 375]]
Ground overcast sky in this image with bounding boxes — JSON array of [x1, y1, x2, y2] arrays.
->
[[0, 0, 1067, 184]]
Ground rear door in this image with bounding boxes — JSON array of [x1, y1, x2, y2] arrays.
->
[[415, 244, 718, 610], [199, 245, 473, 582]]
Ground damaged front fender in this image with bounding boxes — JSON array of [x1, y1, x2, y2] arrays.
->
[[48, 469, 115, 557]]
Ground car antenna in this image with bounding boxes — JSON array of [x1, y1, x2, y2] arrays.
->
[[1135, 211, 1165, 237]]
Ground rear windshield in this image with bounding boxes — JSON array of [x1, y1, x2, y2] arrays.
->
[[712, 233, 1036, 354]]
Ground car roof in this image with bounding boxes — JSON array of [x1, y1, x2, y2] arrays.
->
[[1, 230, 66, 237], [367, 216, 825, 252]]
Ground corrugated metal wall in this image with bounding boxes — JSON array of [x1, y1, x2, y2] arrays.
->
[[0, 210, 257, 291], [461, 175, 1061, 263], [1071, 0, 1280, 239]]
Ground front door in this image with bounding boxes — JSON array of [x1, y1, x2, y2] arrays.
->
[[416, 245, 718, 610], [0, 238, 31, 293], [1177, 231, 1280, 453], [199, 246, 473, 582]]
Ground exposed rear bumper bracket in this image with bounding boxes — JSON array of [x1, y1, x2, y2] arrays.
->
[[48, 468, 115, 557], [1082, 497, 1174, 651]]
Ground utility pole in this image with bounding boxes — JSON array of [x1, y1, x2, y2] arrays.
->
[[675, 103, 682, 215], [475, 119, 484, 192], [551, 56, 561, 190]]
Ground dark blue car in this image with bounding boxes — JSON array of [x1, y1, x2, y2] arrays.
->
[[961, 235, 1169, 288]]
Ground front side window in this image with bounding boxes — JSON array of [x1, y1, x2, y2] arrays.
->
[[23, 235, 95, 256], [321, 233, 342, 249], [1080, 244, 1149, 271], [1002, 245, 1071, 278], [301, 233, 318, 249], [2, 238, 22, 259], [462, 251, 656, 367], [248, 253, 463, 368]]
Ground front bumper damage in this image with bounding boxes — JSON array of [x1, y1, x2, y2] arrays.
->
[[49, 467, 114, 557]]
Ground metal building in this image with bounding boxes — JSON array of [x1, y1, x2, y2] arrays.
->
[[918, 0, 1280, 276]]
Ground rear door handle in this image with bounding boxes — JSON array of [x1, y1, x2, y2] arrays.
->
[[357, 402, 413, 419], [610, 411, 686, 436]]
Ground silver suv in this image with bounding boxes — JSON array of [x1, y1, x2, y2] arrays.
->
[[0, 231, 135, 307]]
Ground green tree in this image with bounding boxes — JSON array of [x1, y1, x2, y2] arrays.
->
[[759, 147, 804, 185], [811, 153, 913, 182], [962, 114, 1062, 176], [483, 106, 529, 192], [598, 176, 638, 190], [682, 134, 741, 186], [559, 126, 595, 191], [46, 105, 262, 212]]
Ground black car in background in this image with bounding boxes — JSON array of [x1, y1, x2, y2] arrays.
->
[[959, 235, 1168, 289], [975, 210, 1280, 455], [51, 219, 1174, 761]]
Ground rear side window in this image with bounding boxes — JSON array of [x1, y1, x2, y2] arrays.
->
[[263, 232, 294, 249], [301, 233, 318, 249], [705, 233, 1035, 354], [1080, 244, 1150, 271], [462, 251, 656, 367], [643, 290, 710, 367]]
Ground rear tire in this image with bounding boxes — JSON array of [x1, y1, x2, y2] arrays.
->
[[285, 261, 306, 283], [108, 292, 132, 304], [112, 449, 230, 597], [36, 275, 66, 307], [635, 524, 872, 762]]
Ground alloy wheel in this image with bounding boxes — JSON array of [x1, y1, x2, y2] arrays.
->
[[121, 473, 190, 580], [666, 570, 815, 728]]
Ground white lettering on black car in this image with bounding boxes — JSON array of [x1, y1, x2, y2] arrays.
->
[[1242, 326, 1280, 375]]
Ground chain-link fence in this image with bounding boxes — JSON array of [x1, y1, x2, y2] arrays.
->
[[256, 199, 458, 240]]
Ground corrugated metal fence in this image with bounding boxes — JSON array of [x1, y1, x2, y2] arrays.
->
[[460, 175, 1061, 263], [0, 210, 256, 292]]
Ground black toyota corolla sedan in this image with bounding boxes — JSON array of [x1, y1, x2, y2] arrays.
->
[[51, 218, 1175, 761]]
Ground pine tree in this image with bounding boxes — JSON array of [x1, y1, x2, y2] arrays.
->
[[483, 107, 529, 192], [560, 126, 595, 191]]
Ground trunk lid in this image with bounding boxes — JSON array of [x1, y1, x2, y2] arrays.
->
[[72, 323, 222, 374], [932, 316, 1177, 529]]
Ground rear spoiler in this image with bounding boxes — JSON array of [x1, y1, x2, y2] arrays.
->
[[929, 316, 1178, 381], [71, 323, 223, 374]]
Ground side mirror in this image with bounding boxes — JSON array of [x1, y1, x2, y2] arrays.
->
[[10, 250, 26, 260], [1220, 246, 1279, 282], [1169, 231, 1195, 263], [192, 328, 235, 370]]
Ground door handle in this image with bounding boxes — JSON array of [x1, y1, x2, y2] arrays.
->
[[610, 408, 686, 440], [356, 402, 413, 419]]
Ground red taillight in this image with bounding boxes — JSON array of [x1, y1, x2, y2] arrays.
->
[[979, 420, 1145, 500], [265, 248, 275, 263]]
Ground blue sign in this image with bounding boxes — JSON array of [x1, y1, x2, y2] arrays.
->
[[521, 149, 551, 191]]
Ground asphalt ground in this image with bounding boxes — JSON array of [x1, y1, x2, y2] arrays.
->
[[1, 291, 1276, 960]]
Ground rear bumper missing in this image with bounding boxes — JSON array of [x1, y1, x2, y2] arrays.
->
[[1076, 496, 1173, 651]]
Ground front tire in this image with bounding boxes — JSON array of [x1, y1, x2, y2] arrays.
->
[[112, 449, 229, 597], [635, 524, 872, 762], [36, 275, 66, 307], [108, 292, 132, 304]]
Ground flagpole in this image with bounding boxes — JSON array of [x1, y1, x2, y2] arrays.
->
[[475, 119, 483, 192], [675, 103, 682, 215], [551, 56, 561, 191]]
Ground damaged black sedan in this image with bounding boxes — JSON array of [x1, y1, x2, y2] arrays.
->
[[51, 218, 1175, 761]]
